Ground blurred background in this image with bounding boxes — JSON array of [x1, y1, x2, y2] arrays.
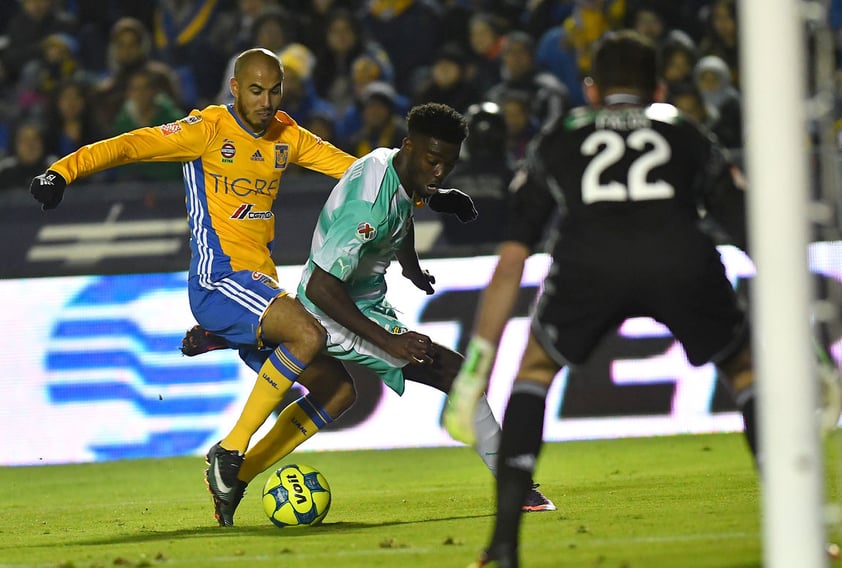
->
[[0, 0, 840, 466]]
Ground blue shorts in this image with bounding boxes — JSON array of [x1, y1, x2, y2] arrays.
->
[[188, 270, 289, 350]]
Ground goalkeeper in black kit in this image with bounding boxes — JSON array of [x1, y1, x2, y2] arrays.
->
[[442, 31, 758, 568]]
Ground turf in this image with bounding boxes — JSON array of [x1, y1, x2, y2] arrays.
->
[[0, 432, 783, 567]]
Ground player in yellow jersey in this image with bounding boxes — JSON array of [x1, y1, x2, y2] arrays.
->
[[29, 48, 359, 527]]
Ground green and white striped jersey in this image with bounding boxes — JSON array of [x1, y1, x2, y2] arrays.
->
[[297, 147, 415, 317]]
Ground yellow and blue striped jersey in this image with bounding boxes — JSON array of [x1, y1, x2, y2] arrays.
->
[[50, 104, 356, 280]]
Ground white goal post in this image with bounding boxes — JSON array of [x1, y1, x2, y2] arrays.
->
[[739, 0, 827, 565]]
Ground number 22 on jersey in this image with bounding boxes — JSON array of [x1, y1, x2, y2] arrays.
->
[[580, 128, 674, 204]]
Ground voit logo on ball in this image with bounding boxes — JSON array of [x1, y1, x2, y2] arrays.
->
[[44, 272, 241, 462]]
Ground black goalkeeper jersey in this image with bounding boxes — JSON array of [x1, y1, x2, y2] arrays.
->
[[504, 103, 747, 367], [504, 103, 728, 259]]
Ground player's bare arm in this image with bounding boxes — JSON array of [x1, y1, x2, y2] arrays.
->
[[473, 241, 531, 345], [305, 265, 433, 362], [396, 218, 436, 295]]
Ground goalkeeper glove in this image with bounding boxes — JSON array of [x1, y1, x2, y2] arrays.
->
[[427, 188, 478, 223], [30, 170, 67, 210], [443, 336, 497, 445]]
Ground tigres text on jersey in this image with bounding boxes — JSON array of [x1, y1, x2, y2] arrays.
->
[[49, 104, 356, 280]]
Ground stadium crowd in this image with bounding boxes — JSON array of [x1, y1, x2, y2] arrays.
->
[[0, 0, 829, 203]]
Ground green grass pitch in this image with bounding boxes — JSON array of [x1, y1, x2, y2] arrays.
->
[[2, 431, 837, 568]]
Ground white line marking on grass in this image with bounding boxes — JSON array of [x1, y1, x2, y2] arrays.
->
[[559, 531, 759, 547]]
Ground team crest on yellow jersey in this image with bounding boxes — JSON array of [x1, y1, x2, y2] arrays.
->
[[274, 144, 289, 169]]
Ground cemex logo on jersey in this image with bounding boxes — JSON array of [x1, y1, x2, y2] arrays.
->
[[231, 204, 273, 220], [356, 222, 376, 242]]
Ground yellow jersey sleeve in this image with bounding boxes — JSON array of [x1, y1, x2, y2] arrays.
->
[[275, 111, 356, 179], [50, 111, 214, 184]]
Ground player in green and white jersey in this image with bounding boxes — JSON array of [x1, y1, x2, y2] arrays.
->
[[297, 103, 554, 512]]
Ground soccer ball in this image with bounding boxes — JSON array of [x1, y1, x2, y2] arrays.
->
[[262, 464, 332, 527]]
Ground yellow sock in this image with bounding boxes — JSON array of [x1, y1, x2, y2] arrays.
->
[[221, 344, 307, 453], [239, 395, 333, 483]]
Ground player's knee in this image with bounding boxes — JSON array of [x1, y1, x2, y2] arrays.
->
[[437, 348, 464, 386], [297, 318, 327, 360]]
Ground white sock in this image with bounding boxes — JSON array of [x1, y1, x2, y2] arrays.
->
[[472, 394, 501, 476]]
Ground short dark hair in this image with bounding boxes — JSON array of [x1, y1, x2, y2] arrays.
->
[[591, 30, 658, 97], [406, 103, 467, 145]]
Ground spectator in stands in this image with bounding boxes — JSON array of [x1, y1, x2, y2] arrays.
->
[[522, 0, 575, 39], [214, 0, 281, 57], [94, 17, 182, 133], [694, 54, 743, 149], [466, 12, 507, 96], [659, 35, 699, 87], [411, 43, 481, 114], [335, 49, 405, 144], [438, 0, 473, 54], [535, 20, 587, 108], [151, 0, 231, 106], [44, 79, 102, 158], [0, 121, 56, 191], [439, 101, 513, 247], [629, 2, 697, 52], [560, 0, 625, 77], [667, 80, 714, 128], [110, 68, 185, 182], [485, 31, 569, 128], [1, 0, 77, 85], [362, 0, 442, 93], [699, 0, 740, 87], [341, 81, 407, 157], [61, 1, 157, 74], [295, 0, 355, 52], [276, 44, 338, 133], [305, 109, 340, 146], [16, 33, 88, 115], [498, 89, 539, 169], [214, 6, 295, 105], [311, 9, 382, 118]]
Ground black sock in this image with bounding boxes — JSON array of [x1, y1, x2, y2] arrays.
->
[[736, 386, 758, 463], [490, 380, 548, 554]]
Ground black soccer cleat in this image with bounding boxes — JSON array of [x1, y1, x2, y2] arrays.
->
[[522, 483, 556, 512], [204, 442, 247, 527], [181, 325, 228, 356]]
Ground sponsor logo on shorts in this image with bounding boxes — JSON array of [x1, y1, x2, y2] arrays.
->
[[356, 222, 376, 242], [231, 204, 273, 220], [181, 115, 202, 125], [251, 271, 280, 289]]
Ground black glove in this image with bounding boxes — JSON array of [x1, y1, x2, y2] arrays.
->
[[427, 188, 478, 223], [30, 170, 67, 210]]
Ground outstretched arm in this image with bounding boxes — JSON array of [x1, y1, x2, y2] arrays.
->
[[306, 265, 432, 363]]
